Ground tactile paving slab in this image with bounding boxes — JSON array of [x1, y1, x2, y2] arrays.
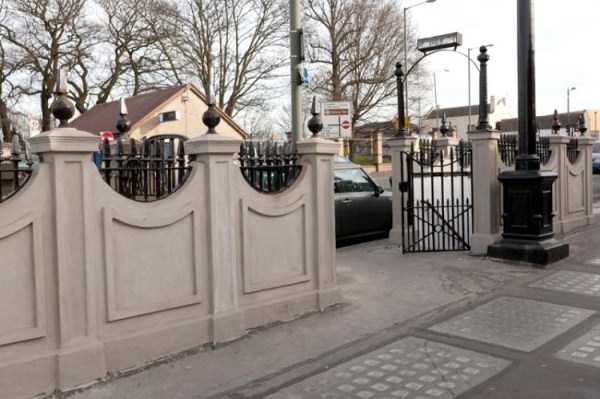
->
[[530, 271, 600, 296], [267, 337, 510, 399], [556, 322, 600, 368], [429, 297, 595, 352]]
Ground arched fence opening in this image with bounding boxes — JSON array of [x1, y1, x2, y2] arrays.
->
[[98, 134, 191, 202], [0, 132, 34, 203]]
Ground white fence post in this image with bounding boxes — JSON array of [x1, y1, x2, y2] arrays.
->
[[297, 137, 340, 310], [29, 127, 107, 388], [468, 131, 501, 255], [388, 136, 416, 245], [185, 134, 244, 344]]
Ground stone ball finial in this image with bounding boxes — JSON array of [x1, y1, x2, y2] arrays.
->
[[202, 94, 221, 134], [50, 67, 75, 127], [115, 98, 132, 136], [307, 96, 323, 137]]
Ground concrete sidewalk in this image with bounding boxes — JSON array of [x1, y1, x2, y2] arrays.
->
[[60, 235, 536, 399]]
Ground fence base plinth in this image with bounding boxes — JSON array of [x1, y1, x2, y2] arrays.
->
[[470, 233, 501, 256], [487, 238, 569, 267], [211, 312, 245, 346], [318, 287, 341, 311]]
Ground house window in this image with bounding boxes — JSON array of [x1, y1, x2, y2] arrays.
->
[[158, 111, 179, 123]]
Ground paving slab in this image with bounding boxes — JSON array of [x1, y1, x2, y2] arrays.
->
[[530, 270, 600, 296], [556, 322, 600, 368], [429, 297, 595, 352], [266, 337, 510, 399]]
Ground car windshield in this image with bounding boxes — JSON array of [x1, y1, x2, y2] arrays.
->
[[593, 143, 600, 153], [334, 168, 374, 193]]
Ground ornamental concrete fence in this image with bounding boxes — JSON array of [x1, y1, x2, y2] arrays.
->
[[469, 131, 595, 254], [0, 111, 339, 399]]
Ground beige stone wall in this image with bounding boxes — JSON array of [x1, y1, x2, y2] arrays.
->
[[0, 129, 338, 399], [129, 90, 245, 141]]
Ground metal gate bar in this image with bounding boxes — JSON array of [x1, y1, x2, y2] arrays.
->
[[399, 143, 473, 254]]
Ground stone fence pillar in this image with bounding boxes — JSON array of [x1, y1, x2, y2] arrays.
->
[[185, 133, 244, 344], [547, 135, 570, 233], [297, 138, 340, 310], [577, 136, 595, 224], [468, 131, 501, 255], [388, 136, 416, 245], [433, 136, 459, 158], [29, 127, 107, 388]]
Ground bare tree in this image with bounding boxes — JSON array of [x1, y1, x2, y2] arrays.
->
[[0, 11, 24, 141], [162, 0, 289, 116], [0, 0, 97, 131], [306, 0, 425, 126]]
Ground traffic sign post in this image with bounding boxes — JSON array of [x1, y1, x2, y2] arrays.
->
[[322, 101, 353, 139]]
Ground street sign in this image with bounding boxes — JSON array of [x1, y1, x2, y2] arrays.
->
[[321, 101, 353, 138], [417, 32, 463, 53]]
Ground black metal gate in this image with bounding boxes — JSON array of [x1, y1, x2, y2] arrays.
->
[[399, 141, 473, 253]]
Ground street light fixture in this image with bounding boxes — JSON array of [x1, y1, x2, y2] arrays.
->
[[467, 43, 494, 132], [567, 86, 576, 134], [404, 0, 437, 118], [433, 69, 450, 129]]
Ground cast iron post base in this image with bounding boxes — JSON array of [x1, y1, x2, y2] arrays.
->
[[488, 238, 569, 266], [487, 169, 569, 266]]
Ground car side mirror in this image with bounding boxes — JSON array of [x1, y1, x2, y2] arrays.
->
[[374, 185, 384, 197]]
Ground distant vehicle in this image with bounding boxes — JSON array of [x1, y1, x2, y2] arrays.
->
[[334, 156, 392, 244], [593, 142, 600, 174]]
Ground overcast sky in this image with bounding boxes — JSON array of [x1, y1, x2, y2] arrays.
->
[[410, 0, 600, 117]]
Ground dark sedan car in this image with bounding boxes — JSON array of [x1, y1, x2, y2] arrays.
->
[[593, 142, 600, 174], [334, 157, 392, 243]]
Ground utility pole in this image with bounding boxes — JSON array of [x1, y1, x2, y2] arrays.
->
[[290, 0, 304, 143]]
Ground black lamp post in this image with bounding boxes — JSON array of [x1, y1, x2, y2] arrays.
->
[[395, 63, 408, 136], [487, 0, 569, 265]]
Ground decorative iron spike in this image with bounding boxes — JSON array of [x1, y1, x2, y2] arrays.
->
[[142, 137, 150, 157], [116, 98, 132, 137], [130, 139, 138, 157], [239, 142, 246, 156], [307, 96, 323, 137], [50, 67, 75, 127], [202, 95, 221, 134], [552, 109, 561, 134], [440, 113, 449, 136], [116, 136, 124, 156], [177, 140, 185, 157]]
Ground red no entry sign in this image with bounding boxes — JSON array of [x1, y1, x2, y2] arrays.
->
[[341, 120, 351, 129]]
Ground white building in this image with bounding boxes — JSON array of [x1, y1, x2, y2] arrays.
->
[[498, 110, 600, 138], [421, 96, 512, 140]]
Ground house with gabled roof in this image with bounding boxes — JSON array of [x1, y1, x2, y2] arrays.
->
[[69, 84, 249, 140]]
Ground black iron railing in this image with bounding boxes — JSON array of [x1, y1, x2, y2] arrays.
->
[[567, 138, 579, 164], [238, 140, 302, 193], [498, 134, 551, 166], [417, 139, 439, 166], [0, 134, 34, 203], [99, 135, 191, 202], [457, 140, 472, 169]]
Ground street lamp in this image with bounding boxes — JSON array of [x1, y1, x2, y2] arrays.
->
[[468, 44, 494, 132], [404, 0, 436, 117], [433, 69, 450, 129], [567, 86, 576, 135]]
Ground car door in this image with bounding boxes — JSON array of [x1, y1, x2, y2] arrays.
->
[[334, 167, 382, 237]]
